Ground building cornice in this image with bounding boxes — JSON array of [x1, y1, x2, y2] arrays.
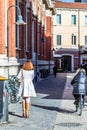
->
[[53, 1, 87, 10], [56, 8, 87, 12]]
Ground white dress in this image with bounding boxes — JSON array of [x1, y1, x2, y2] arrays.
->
[[17, 69, 36, 97]]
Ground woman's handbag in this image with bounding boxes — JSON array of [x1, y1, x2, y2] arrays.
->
[[18, 78, 22, 83], [18, 69, 23, 83]]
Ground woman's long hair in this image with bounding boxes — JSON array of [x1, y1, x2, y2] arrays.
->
[[23, 61, 34, 70]]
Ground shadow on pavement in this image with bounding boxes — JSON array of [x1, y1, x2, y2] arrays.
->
[[9, 112, 23, 118], [35, 73, 73, 100], [31, 104, 75, 114]]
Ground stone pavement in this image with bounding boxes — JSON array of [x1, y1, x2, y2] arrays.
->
[[53, 100, 87, 130], [0, 73, 87, 130], [53, 73, 87, 130]]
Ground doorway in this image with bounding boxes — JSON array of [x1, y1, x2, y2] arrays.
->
[[61, 55, 71, 71]]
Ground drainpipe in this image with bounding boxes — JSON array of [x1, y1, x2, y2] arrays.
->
[[78, 9, 80, 66]]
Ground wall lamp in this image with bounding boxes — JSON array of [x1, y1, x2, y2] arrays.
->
[[7, 5, 26, 78]]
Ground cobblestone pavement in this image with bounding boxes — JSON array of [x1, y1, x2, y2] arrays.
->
[[0, 73, 87, 130]]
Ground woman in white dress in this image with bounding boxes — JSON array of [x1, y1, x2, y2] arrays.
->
[[17, 61, 36, 118]]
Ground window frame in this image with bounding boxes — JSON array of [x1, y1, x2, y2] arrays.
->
[[85, 15, 87, 25], [57, 35, 61, 46], [71, 15, 76, 25], [56, 14, 61, 24], [72, 35, 76, 45], [85, 36, 87, 46]]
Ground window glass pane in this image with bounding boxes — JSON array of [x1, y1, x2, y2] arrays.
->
[[72, 35, 76, 45], [57, 35, 61, 45], [85, 36, 87, 45], [71, 15, 76, 25], [56, 14, 61, 24], [74, 36, 76, 45], [85, 16, 87, 25]]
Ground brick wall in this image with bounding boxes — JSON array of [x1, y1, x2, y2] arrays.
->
[[0, 1, 5, 54], [8, 0, 16, 57]]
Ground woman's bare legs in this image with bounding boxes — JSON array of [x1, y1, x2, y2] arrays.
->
[[22, 98, 26, 117], [25, 97, 30, 118]]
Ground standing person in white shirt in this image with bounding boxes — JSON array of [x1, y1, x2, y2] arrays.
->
[[17, 61, 36, 118]]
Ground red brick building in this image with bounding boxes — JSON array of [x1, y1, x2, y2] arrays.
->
[[0, 0, 55, 78]]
